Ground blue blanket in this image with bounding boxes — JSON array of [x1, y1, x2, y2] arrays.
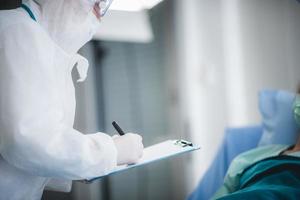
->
[[217, 155, 300, 200]]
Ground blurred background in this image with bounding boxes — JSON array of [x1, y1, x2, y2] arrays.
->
[[43, 0, 300, 199]]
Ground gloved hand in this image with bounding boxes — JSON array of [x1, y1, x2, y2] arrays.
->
[[113, 133, 144, 165]]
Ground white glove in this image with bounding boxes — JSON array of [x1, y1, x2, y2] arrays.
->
[[113, 133, 144, 165]]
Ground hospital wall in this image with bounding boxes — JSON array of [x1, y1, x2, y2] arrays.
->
[[172, 0, 300, 193]]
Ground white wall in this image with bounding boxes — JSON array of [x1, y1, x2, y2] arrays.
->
[[174, 0, 227, 192], [174, 0, 300, 193], [237, 0, 300, 124]]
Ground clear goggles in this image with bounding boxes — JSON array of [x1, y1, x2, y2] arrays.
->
[[99, 0, 114, 17]]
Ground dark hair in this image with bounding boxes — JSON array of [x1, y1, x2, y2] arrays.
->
[[0, 0, 21, 10]]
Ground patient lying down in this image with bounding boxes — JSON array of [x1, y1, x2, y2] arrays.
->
[[212, 96, 300, 200]]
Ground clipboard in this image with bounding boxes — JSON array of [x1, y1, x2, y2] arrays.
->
[[83, 139, 200, 183]]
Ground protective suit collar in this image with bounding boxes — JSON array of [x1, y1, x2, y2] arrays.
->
[[72, 54, 89, 82], [53, 41, 89, 82], [22, 0, 89, 82]]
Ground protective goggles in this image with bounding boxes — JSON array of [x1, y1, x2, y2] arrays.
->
[[99, 0, 114, 17]]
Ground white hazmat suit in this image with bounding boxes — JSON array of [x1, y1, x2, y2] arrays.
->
[[0, 0, 143, 199]]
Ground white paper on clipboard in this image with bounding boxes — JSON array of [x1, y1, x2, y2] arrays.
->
[[85, 139, 200, 182]]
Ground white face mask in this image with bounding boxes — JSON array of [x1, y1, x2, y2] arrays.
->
[[35, 0, 100, 54]]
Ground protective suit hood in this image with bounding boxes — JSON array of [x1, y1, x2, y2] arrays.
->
[[29, 0, 100, 54]]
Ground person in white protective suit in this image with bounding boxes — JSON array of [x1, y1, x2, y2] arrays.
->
[[0, 0, 144, 199]]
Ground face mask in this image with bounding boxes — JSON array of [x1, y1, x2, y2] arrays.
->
[[36, 0, 100, 54], [294, 95, 300, 126]]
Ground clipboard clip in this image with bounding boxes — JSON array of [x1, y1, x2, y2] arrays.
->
[[174, 139, 193, 147]]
